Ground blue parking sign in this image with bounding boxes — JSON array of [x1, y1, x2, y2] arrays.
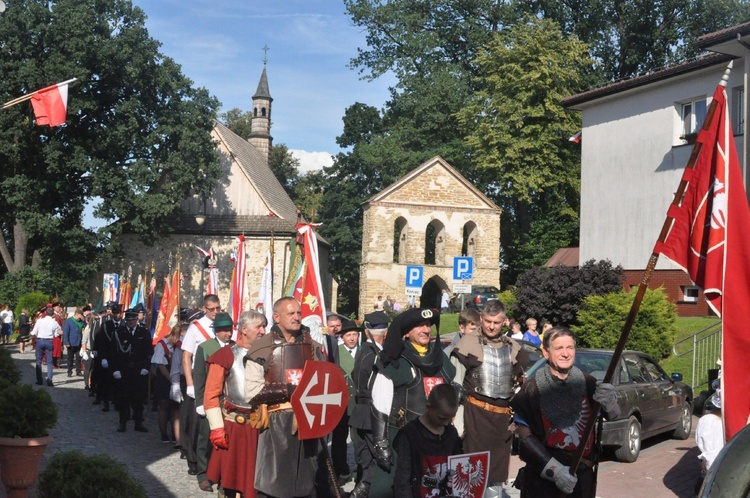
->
[[405, 266, 424, 288], [453, 257, 474, 280]]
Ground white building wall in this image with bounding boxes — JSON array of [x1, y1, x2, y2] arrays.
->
[[579, 61, 746, 270]]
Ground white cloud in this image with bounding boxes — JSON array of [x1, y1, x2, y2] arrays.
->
[[290, 149, 334, 174]]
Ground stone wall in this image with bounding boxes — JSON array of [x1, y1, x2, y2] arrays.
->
[[359, 157, 501, 318], [95, 233, 334, 313]]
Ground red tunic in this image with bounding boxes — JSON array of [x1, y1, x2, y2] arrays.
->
[[205, 346, 258, 498]]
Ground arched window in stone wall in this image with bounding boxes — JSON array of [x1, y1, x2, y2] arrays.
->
[[461, 221, 478, 257], [393, 217, 408, 263], [424, 219, 446, 265], [261, 107, 267, 117]]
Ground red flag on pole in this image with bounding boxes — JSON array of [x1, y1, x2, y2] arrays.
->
[[657, 84, 750, 440], [228, 235, 246, 331], [153, 271, 180, 345], [297, 223, 327, 325], [30, 80, 73, 127]]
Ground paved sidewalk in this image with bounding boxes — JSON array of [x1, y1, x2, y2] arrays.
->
[[2, 345, 702, 497], [3, 347, 209, 498]]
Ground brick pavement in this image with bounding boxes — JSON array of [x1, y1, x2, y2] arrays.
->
[[2, 345, 702, 497]]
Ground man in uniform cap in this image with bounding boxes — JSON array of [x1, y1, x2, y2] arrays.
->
[[111, 308, 153, 432], [367, 308, 460, 498], [348, 311, 389, 498], [92, 302, 123, 411], [329, 320, 364, 486], [192, 312, 235, 493]]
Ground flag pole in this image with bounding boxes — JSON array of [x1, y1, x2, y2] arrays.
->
[[564, 61, 733, 487], [1, 78, 78, 109]]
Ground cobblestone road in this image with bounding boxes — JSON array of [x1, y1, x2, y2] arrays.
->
[[2, 345, 701, 498]]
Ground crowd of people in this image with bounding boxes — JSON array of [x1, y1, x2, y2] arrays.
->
[[9, 292, 711, 498]]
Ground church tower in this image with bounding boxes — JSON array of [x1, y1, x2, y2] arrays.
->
[[249, 65, 273, 164]]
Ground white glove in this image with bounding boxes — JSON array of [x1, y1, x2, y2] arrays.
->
[[81, 351, 89, 361], [91, 350, 98, 358], [196, 405, 206, 416], [186, 385, 195, 399], [542, 457, 577, 494], [113, 371, 122, 380], [140, 368, 149, 376], [170, 382, 183, 402], [101, 359, 108, 369]]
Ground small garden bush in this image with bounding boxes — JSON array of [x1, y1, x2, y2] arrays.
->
[[38, 451, 147, 498], [573, 287, 677, 360]]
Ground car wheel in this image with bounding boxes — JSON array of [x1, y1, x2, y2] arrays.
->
[[672, 402, 692, 440], [614, 416, 641, 462]]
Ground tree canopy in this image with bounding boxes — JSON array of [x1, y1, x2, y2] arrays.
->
[[0, 0, 219, 300]]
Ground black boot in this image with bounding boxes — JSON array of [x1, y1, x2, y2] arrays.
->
[[117, 422, 126, 433], [134, 422, 148, 433], [349, 481, 370, 498], [102, 400, 110, 412]]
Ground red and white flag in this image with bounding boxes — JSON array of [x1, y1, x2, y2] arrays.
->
[[30, 79, 75, 127], [657, 84, 750, 440], [297, 223, 327, 325], [152, 274, 173, 345], [228, 235, 247, 333], [569, 130, 582, 143]]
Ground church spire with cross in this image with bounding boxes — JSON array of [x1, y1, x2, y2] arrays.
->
[[249, 45, 273, 165]]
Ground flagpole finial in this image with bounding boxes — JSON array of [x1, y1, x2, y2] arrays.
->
[[721, 61, 733, 87]]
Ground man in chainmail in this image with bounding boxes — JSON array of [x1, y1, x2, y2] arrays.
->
[[511, 326, 620, 497], [451, 299, 529, 496]]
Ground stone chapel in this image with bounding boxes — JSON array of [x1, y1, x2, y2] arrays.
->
[[359, 156, 501, 318], [96, 66, 334, 310]]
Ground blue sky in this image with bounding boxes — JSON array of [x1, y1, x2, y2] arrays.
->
[[130, 0, 395, 172]]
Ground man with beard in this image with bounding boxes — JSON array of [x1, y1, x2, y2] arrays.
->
[[450, 299, 528, 495], [511, 327, 619, 497], [246, 297, 325, 498], [368, 308, 459, 498]]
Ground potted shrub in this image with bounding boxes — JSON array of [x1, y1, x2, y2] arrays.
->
[[38, 451, 147, 497], [0, 349, 21, 386], [0, 382, 58, 498]]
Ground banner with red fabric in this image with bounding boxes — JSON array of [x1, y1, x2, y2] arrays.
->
[[153, 271, 179, 345], [296, 223, 327, 325], [657, 84, 750, 439]]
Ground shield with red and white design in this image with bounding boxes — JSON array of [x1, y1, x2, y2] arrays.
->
[[290, 361, 349, 440], [449, 451, 490, 498]]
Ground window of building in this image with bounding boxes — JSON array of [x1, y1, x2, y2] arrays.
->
[[461, 221, 477, 257], [393, 217, 407, 263], [680, 98, 707, 140], [682, 286, 699, 303], [733, 87, 745, 134]]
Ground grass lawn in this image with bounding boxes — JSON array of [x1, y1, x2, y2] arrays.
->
[[660, 316, 721, 390]]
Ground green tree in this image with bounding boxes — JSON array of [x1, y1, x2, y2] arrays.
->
[[573, 287, 677, 360], [529, 0, 750, 81], [219, 108, 253, 140], [269, 144, 301, 202], [513, 260, 624, 327], [458, 17, 589, 283], [0, 0, 220, 292]]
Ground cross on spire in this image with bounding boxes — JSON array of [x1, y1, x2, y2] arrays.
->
[[262, 45, 270, 66]]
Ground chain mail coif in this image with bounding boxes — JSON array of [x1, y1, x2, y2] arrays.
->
[[536, 365, 586, 429]]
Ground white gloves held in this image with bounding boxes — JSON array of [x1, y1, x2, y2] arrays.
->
[[542, 457, 577, 494], [170, 382, 183, 403], [196, 405, 206, 416], [101, 359, 108, 369], [186, 385, 195, 399], [140, 369, 149, 376], [113, 371, 122, 380]]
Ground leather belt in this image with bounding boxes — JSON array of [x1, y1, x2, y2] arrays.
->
[[224, 411, 251, 425], [267, 402, 293, 413], [466, 395, 512, 415]]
